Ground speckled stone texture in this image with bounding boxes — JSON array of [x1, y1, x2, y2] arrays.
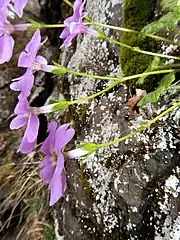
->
[[53, 0, 180, 239]]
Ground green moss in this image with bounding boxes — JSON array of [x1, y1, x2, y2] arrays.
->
[[80, 163, 94, 198], [29, 198, 44, 213], [120, 0, 158, 86], [43, 225, 55, 240], [70, 103, 90, 136]]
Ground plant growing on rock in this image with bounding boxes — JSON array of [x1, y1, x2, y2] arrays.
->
[[0, 0, 179, 209]]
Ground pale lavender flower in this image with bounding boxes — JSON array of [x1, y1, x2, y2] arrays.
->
[[40, 121, 75, 206], [10, 30, 47, 96], [10, 69, 34, 98], [60, 0, 97, 47], [0, 10, 30, 64], [18, 29, 47, 71], [0, 12, 14, 63], [0, 0, 28, 18], [10, 96, 39, 153], [13, 0, 28, 18]]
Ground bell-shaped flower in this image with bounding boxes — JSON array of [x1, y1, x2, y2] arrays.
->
[[60, 0, 97, 47], [10, 96, 39, 153]]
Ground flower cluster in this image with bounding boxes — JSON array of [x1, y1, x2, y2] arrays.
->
[[6, 0, 95, 205], [0, 0, 30, 63]]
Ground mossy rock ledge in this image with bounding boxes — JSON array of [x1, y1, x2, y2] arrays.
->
[[120, 0, 157, 85]]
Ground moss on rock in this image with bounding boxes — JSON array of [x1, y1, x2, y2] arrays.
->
[[120, 0, 157, 85]]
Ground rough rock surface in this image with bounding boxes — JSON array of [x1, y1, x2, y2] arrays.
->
[[53, 0, 180, 239]]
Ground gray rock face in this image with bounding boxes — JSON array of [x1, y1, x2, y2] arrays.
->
[[53, 0, 180, 239]]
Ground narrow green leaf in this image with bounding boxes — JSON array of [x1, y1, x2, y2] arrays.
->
[[142, 10, 180, 34], [137, 57, 161, 85], [158, 72, 175, 90], [138, 91, 161, 106], [138, 73, 175, 106]]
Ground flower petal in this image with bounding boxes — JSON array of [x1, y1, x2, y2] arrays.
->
[[0, 33, 14, 64], [56, 152, 64, 174], [49, 164, 67, 206], [60, 33, 78, 48], [40, 155, 53, 168], [64, 15, 77, 27], [10, 115, 28, 129], [25, 30, 43, 60], [10, 80, 20, 91], [14, 97, 30, 114], [18, 134, 36, 153], [69, 22, 81, 34], [73, 0, 85, 19], [40, 121, 57, 155], [60, 27, 70, 39], [10, 70, 34, 97], [82, 26, 98, 36], [26, 114, 39, 142], [35, 55, 48, 65], [0, 0, 10, 8], [55, 123, 75, 152], [18, 51, 32, 68], [40, 160, 55, 184], [14, 0, 28, 18]]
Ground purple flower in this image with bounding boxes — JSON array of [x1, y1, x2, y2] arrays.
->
[[60, 0, 97, 47], [39, 121, 75, 206], [10, 96, 39, 153], [18, 29, 47, 71], [10, 30, 47, 97], [0, 0, 28, 18], [0, 8, 30, 64], [10, 69, 34, 98], [0, 13, 14, 64], [14, 0, 28, 18]]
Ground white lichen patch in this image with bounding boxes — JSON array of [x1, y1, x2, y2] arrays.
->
[[155, 216, 180, 240], [155, 174, 180, 239]]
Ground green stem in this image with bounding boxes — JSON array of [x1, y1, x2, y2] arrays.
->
[[39, 22, 179, 47], [169, 85, 180, 89], [103, 35, 180, 61], [92, 22, 180, 47], [158, 63, 180, 69], [62, 0, 180, 47], [63, 0, 73, 7], [54, 63, 175, 81], [67, 69, 118, 80], [68, 69, 174, 105], [41, 23, 65, 28], [98, 102, 180, 149]]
